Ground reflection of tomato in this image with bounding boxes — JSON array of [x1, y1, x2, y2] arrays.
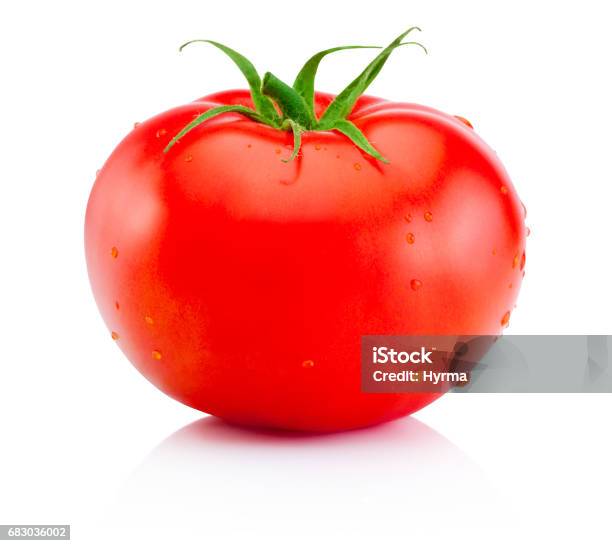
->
[[85, 34, 526, 431]]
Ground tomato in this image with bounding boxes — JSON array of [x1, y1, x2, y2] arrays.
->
[[85, 31, 526, 431]]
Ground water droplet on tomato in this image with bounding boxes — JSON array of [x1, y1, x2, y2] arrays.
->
[[247, 143, 252, 148], [275, 148, 281, 155], [111, 247, 118, 259], [492, 248, 497, 255], [111, 331, 120, 340], [410, 279, 422, 291], [115, 301, 120, 311], [424, 211, 433, 222], [354, 163, 362, 171], [184, 154, 193, 162], [314, 144, 321, 151], [152, 350, 162, 360], [500, 186, 508, 195], [455, 115, 473, 128], [405, 214, 412, 223], [508, 283, 513, 289], [145, 316, 154, 325], [512, 254, 519, 268], [501, 311, 511, 327], [520, 251, 526, 270], [406, 233, 415, 244], [302, 360, 315, 368], [156, 128, 167, 138]]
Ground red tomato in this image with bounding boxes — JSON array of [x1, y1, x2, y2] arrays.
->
[[85, 87, 526, 431], [86, 19, 526, 433]]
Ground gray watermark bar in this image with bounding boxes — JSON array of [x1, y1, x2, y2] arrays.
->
[[361, 335, 612, 393], [0, 526, 70, 540]]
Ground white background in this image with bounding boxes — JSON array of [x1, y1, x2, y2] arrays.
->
[[1, 0, 611, 544]]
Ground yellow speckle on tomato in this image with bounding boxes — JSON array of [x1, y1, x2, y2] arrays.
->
[[501, 311, 511, 327]]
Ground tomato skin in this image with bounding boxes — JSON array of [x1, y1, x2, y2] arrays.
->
[[85, 90, 526, 431]]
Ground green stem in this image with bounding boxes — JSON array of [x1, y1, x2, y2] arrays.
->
[[281, 119, 303, 163], [333, 119, 388, 163], [293, 45, 381, 120], [261, 72, 314, 128], [164, 28, 427, 164], [163, 105, 267, 153], [179, 39, 280, 124]]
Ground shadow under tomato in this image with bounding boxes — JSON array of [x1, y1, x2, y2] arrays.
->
[[102, 415, 508, 542]]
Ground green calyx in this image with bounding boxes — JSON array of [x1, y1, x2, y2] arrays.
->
[[163, 28, 427, 163]]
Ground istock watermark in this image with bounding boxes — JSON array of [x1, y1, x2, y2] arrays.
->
[[371, 346, 434, 364], [361, 335, 612, 393]]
